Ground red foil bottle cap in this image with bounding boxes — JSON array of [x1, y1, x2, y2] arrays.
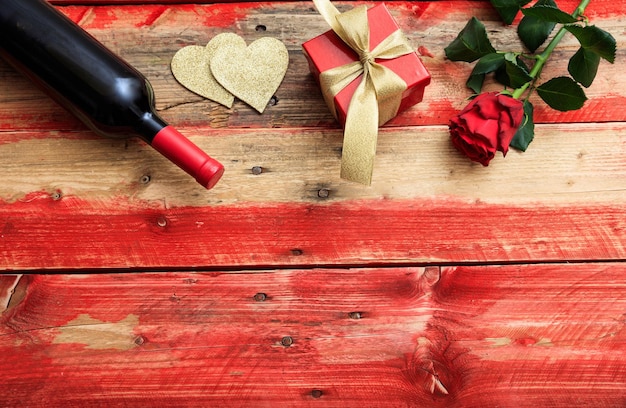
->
[[151, 126, 224, 189]]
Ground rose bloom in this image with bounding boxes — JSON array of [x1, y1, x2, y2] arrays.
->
[[449, 92, 524, 166]]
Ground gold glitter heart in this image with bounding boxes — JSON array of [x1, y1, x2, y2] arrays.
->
[[211, 37, 289, 113], [170, 33, 246, 108]]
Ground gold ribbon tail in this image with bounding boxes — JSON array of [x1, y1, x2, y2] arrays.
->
[[340, 73, 379, 185]]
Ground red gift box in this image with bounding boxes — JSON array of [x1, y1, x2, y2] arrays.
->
[[302, 3, 430, 126]]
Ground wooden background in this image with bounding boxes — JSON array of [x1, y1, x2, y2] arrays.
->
[[1, 0, 625, 406]]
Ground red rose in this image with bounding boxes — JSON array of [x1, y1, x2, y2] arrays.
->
[[449, 92, 524, 166]]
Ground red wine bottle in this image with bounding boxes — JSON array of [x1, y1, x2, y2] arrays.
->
[[0, 0, 224, 189]]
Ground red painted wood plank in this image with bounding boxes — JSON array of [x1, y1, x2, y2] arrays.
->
[[1, 194, 625, 270], [2, 263, 625, 406]]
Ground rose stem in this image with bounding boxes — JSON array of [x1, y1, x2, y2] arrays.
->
[[511, 0, 591, 99]]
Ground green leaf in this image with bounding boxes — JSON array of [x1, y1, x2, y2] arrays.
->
[[472, 53, 507, 75], [490, 0, 531, 24], [510, 101, 534, 151], [445, 17, 496, 62], [494, 55, 530, 87], [565, 25, 617, 63], [504, 54, 533, 88], [521, 5, 578, 23], [494, 67, 509, 87], [537, 76, 587, 111], [466, 52, 507, 91], [466, 74, 485, 94], [568, 47, 600, 87], [517, 0, 557, 52]]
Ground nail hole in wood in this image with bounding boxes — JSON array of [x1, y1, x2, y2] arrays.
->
[[51, 191, 62, 201], [317, 188, 330, 198], [254, 292, 267, 302], [281, 336, 294, 347], [157, 217, 168, 227], [348, 311, 362, 320], [311, 389, 323, 398], [140, 175, 151, 184], [134, 335, 145, 346], [268, 95, 279, 106], [251, 166, 263, 175], [255, 24, 267, 32], [290, 248, 304, 256]]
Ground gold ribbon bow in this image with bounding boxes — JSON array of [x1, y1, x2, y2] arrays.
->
[[313, 0, 414, 185]]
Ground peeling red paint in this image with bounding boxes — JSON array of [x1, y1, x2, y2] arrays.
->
[[56, 3, 270, 30], [135, 5, 168, 28], [200, 2, 267, 28], [418, 46, 435, 58]]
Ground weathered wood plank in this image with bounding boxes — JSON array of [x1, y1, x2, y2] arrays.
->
[[1, 122, 625, 270], [0, 1, 623, 134], [2, 123, 625, 205], [2, 264, 625, 406]]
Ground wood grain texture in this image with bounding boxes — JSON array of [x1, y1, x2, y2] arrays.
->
[[2, 264, 626, 407], [2, 1, 626, 405]]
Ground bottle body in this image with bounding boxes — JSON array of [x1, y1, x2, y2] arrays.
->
[[0, 0, 223, 189]]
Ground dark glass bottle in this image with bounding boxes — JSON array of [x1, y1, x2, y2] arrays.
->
[[0, 0, 224, 189]]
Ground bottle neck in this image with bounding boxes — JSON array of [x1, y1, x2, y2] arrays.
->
[[135, 110, 168, 143], [133, 100, 224, 190]]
